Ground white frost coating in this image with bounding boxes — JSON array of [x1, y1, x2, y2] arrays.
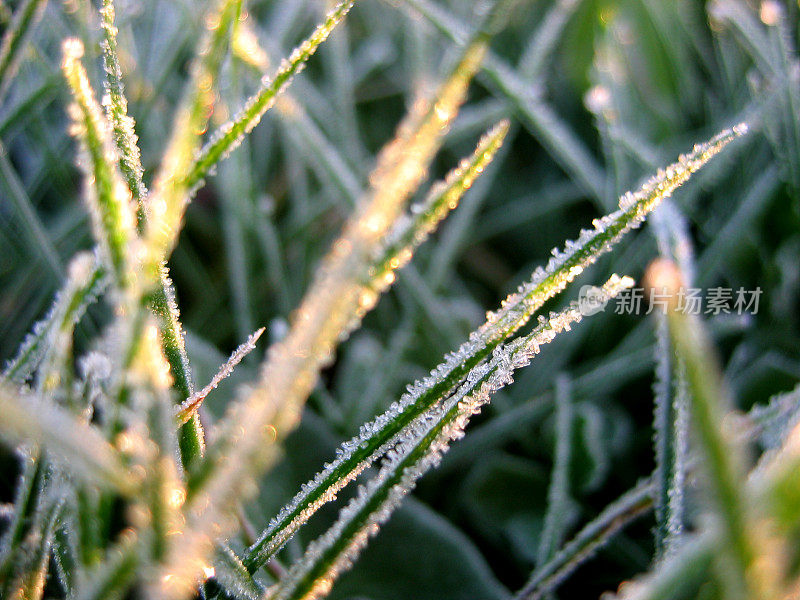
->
[[265, 276, 633, 600], [176, 327, 266, 423], [100, 0, 148, 203], [187, 0, 356, 192], [244, 126, 745, 569]]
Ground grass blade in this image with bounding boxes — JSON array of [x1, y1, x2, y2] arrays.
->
[[62, 39, 138, 293], [265, 276, 632, 600], [242, 125, 745, 572], [0, 385, 135, 495], [3, 253, 106, 384], [184, 0, 356, 193], [100, 0, 148, 213], [515, 478, 655, 600], [644, 258, 772, 600], [0, 0, 47, 103], [144, 0, 241, 272]]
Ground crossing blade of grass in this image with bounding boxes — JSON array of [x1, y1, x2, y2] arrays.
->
[[517, 0, 582, 80], [173, 5, 509, 590], [0, 141, 63, 278], [183, 0, 356, 196], [0, 0, 47, 103], [176, 327, 265, 424], [100, 0, 148, 214], [366, 119, 510, 300], [515, 477, 655, 600], [262, 276, 632, 600], [536, 374, 578, 566], [6, 497, 62, 600], [241, 125, 745, 574], [401, 0, 606, 201]]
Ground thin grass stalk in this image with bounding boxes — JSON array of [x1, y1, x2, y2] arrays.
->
[[143, 0, 241, 276], [0, 0, 47, 103], [242, 126, 744, 572], [99, 0, 147, 211], [536, 374, 576, 565], [264, 276, 632, 600], [62, 39, 138, 296], [184, 0, 357, 194], [3, 254, 107, 384], [515, 477, 655, 600], [0, 449, 44, 594], [644, 258, 773, 600], [7, 497, 62, 600]]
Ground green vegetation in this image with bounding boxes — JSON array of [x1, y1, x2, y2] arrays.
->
[[0, 1, 798, 599]]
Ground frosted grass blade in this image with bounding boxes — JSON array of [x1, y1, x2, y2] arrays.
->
[[402, 0, 606, 200], [176, 327, 266, 424], [265, 276, 632, 600], [8, 498, 62, 600], [169, 6, 505, 590], [62, 39, 138, 292], [99, 0, 205, 467], [184, 0, 356, 193], [536, 375, 577, 566], [100, 0, 148, 212], [3, 253, 107, 384], [366, 119, 510, 299], [0, 386, 134, 494], [644, 259, 771, 600], [242, 125, 745, 571], [144, 0, 241, 272]]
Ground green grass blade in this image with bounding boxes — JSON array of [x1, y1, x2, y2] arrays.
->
[[62, 39, 138, 293], [645, 258, 770, 600], [184, 0, 356, 193], [402, 0, 606, 200], [242, 125, 745, 572], [0, 0, 47, 103], [176, 327, 265, 424], [265, 276, 632, 600], [99, 0, 205, 468], [7, 497, 62, 600], [536, 374, 578, 566], [100, 0, 148, 214], [0, 141, 63, 278], [173, 7, 505, 587], [366, 119, 510, 299]]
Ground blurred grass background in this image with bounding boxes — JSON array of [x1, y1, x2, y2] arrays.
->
[[1, 0, 799, 597]]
